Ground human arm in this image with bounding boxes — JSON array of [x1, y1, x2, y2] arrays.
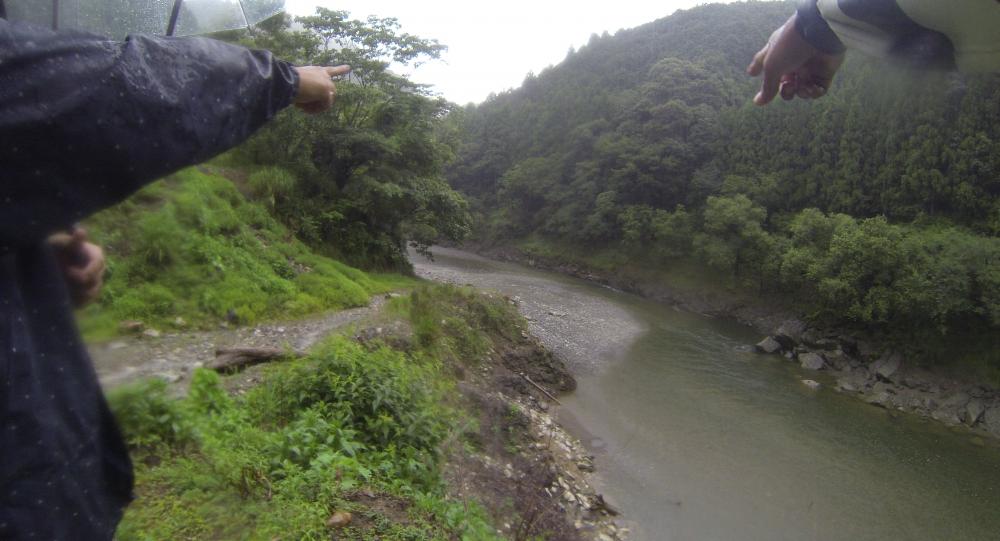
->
[[0, 19, 347, 245]]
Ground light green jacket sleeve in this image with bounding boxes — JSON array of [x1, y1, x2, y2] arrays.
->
[[814, 0, 1000, 72]]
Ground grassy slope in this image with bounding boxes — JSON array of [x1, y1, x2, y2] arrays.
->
[[80, 169, 531, 538], [78, 167, 413, 340], [109, 285, 531, 540]]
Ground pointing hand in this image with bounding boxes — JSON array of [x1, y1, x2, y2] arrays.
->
[[293, 65, 352, 114], [747, 14, 844, 106]]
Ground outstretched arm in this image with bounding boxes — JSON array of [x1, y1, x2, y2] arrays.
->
[[0, 19, 347, 245]]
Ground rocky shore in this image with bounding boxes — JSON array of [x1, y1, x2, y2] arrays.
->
[[754, 319, 1000, 440], [468, 243, 1000, 442]]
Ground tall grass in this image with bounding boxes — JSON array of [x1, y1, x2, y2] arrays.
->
[[109, 312, 504, 539], [79, 168, 414, 340]]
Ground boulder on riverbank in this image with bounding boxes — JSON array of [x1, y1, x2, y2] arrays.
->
[[774, 319, 807, 349], [755, 336, 783, 354], [966, 399, 987, 427], [984, 406, 1000, 435], [799, 352, 826, 371], [869, 352, 903, 382], [836, 370, 868, 393]]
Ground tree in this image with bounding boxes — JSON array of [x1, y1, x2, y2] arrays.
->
[[696, 195, 774, 286], [229, 10, 468, 270]]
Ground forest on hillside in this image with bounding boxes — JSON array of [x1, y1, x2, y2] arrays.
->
[[218, 10, 472, 271], [443, 1, 1000, 369]]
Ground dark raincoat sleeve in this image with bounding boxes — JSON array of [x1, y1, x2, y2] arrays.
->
[[0, 19, 299, 246]]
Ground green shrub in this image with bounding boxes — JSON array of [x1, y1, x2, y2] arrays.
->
[[135, 207, 180, 266], [248, 339, 447, 459], [390, 284, 524, 366], [106, 379, 193, 449], [111, 336, 496, 540]]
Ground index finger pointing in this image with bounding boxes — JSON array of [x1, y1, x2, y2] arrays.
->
[[754, 67, 782, 106], [325, 65, 352, 78]]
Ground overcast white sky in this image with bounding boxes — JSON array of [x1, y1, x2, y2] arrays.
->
[[285, 0, 733, 105]]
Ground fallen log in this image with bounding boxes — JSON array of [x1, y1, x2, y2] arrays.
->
[[209, 347, 305, 373], [520, 372, 561, 405]]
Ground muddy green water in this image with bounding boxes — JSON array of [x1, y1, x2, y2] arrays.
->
[[412, 247, 1000, 541]]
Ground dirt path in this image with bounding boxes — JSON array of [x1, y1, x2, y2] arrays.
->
[[88, 298, 385, 389]]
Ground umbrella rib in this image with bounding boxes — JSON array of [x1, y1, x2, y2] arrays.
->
[[237, 0, 250, 31], [166, 0, 183, 36]]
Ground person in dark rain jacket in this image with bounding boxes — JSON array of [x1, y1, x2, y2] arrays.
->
[[0, 17, 348, 539]]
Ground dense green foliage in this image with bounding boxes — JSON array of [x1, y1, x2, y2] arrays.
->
[[110, 341, 496, 540], [388, 284, 525, 367], [79, 168, 411, 339], [219, 10, 471, 271], [108, 284, 528, 540], [445, 1, 1000, 366]]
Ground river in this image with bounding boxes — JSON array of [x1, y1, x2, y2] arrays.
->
[[412, 246, 1000, 541]]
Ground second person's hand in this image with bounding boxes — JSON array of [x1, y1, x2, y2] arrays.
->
[[747, 14, 844, 106]]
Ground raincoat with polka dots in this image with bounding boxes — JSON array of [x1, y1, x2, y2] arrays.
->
[[0, 17, 299, 539]]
